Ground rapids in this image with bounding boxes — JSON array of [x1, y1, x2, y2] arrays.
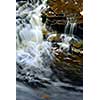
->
[[16, 0, 83, 100]]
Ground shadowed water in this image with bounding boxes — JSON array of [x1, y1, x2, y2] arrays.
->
[[17, 81, 82, 100]]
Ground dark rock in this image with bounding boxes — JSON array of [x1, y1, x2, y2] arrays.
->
[[51, 42, 83, 86], [74, 23, 83, 39], [41, 7, 83, 39]]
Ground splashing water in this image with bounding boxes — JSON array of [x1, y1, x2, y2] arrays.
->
[[16, 1, 83, 100], [16, 0, 47, 49], [16, 0, 55, 83], [59, 21, 78, 51], [16, 41, 54, 83]]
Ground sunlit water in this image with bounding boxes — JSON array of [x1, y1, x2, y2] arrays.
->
[[16, 0, 83, 100]]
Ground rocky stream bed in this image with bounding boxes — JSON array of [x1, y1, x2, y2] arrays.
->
[[16, 0, 83, 100]]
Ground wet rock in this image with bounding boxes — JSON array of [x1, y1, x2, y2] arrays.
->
[[51, 39, 83, 86], [41, 12, 83, 39], [41, 0, 83, 39], [74, 23, 83, 39]]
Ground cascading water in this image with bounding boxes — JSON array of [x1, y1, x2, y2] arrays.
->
[[16, 0, 83, 100], [58, 22, 77, 52], [16, 0, 55, 84], [69, 23, 76, 36]]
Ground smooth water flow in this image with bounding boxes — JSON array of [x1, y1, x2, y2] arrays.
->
[[64, 21, 76, 36], [69, 23, 76, 36], [64, 21, 70, 34]]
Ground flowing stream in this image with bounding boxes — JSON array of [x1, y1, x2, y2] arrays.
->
[[16, 0, 83, 100]]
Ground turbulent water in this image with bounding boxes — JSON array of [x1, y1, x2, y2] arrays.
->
[[16, 0, 83, 100]]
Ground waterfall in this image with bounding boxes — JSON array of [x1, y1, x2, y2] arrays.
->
[[16, 0, 54, 84], [58, 21, 77, 52], [64, 21, 70, 35], [64, 22, 76, 36], [16, 0, 47, 49], [16, 41, 54, 82], [69, 23, 76, 36], [16, 0, 82, 89]]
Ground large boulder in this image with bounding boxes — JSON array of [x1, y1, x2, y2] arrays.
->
[[50, 39, 83, 86]]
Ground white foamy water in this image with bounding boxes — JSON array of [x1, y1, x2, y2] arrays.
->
[[59, 21, 79, 51], [16, 0, 47, 48], [16, 0, 55, 82], [16, 41, 54, 82]]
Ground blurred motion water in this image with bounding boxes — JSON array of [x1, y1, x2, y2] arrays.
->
[[16, 0, 83, 100]]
